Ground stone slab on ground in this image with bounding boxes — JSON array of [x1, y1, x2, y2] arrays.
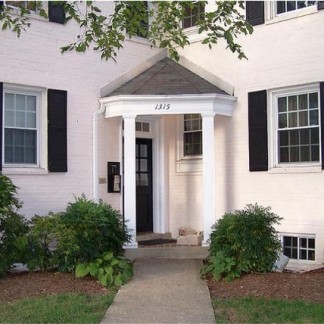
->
[[101, 258, 215, 324]]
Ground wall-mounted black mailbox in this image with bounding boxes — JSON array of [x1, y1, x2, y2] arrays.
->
[[107, 162, 121, 193]]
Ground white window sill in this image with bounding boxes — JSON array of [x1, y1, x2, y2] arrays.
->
[[269, 165, 322, 174], [3, 167, 48, 175], [176, 158, 202, 173], [266, 6, 318, 25], [183, 26, 206, 44]]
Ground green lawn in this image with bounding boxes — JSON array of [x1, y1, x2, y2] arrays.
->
[[0, 293, 115, 323], [214, 297, 324, 323]]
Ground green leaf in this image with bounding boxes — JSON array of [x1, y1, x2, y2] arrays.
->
[[113, 274, 123, 287], [104, 266, 114, 275], [89, 262, 99, 277], [75, 263, 90, 278], [103, 252, 114, 261]]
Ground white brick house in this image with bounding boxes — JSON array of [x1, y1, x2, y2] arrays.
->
[[1, 1, 324, 265]]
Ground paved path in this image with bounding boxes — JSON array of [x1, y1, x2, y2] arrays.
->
[[101, 258, 215, 323]]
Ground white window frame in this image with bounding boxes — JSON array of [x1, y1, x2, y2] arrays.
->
[[265, 1, 318, 24], [268, 83, 322, 173], [2, 84, 47, 175], [281, 233, 316, 262], [176, 114, 202, 173], [4, 1, 48, 19]]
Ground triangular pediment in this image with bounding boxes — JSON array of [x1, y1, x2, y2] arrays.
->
[[105, 58, 228, 96]]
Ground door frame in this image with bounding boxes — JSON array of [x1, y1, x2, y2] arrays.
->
[[121, 116, 168, 234]]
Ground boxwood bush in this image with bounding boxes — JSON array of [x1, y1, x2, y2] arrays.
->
[[202, 204, 282, 282], [53, 196, 131, 272]]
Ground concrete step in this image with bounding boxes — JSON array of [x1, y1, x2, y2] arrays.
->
[[136, 232, 172, 242], [125, 246, 209, 260]]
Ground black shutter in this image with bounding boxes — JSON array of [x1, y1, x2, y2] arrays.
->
[[318, 1, 324, 10], [0, 82, 3, 172], [248, 90, 268, 171], [0, 1, 4, 12], [320, 82, 324, 169], [246, 1, 264, 26], [48, 89, 67, 172], [48, 1, 65, 24]]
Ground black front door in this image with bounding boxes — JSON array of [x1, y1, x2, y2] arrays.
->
[[136, 138, 153, 232]]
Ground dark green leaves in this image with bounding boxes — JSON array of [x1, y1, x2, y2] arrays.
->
[[0, 1, 253, 62]]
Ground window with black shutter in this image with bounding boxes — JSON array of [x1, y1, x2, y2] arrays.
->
[[48, 89, 67, 172], [248, 90, 268, 171], [320, 82, 324, 169]]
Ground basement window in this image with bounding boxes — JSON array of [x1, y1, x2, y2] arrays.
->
[[282, 235, 315, 261]]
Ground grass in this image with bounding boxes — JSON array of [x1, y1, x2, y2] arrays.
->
[[214, 297, 324, 323], [0, 293, 115, 323]]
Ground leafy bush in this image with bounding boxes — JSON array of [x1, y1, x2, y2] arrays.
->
[[24, 214, 59, 271], [0, 174, 28, 277], [202, 204, 282, 281], [54, 196, 131, 272], [75, 251, 133, 287]]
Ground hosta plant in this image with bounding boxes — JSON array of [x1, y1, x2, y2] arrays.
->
[[75, 251, 133, 288]]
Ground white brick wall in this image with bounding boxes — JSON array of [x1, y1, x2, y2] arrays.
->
[[0, 5, 162, 218]]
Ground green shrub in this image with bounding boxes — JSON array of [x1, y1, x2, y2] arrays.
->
[[0, 174, 28, 277], [75, 251, 133, 288], [24, 214, 59, 271], [202, 204, 282, 281], [54, 196, 131, 272]]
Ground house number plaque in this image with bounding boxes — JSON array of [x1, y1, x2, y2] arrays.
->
[[154, 103, 170, 110]]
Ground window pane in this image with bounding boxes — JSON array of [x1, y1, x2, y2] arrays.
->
[[300, 146, 310, 161], [27, 96, 36, 112], [25, 148, 36, 164], [290, 147, 299, 162], [16, 94, 26, 111], [299, 111, 308, 126], [287, 1, 296, 11], [278, 97, 287, 112], [309, 238, 315, 249], [297, 1, 306, 9], [5, 93, 14, 110], [26, 112, 36, 128], [308, 250, 315, 261], [280, 147, 289, 162], [16, 111, 25, 127], [311, 145, 319, 161], [310, 128, 319, 144], [300, 249, 307, 259], [278, 114, 287, 128], [309, 110, 318, 125], [5, 110, 14, 127], [300, 237, 307, 248], [277, 1, 286, 13], [140, 174, 149, 186], [298, 94, 307, 110], [25, 130, 36, 147], [14, 130, 24, 146], [289, 130, 299, 145], [140, 159, 147, 172], [288, 96, 297, 111], [4, 129, 13, 145], [283, 236, 292, 246], [140, 144, 147, 157], [5, 147, 13, 163], [300, 129, 309, 145], [288, 112, 297, 127], [309, 93, 318, 109], [14, 147, 24, 163], [279, 131, 289, 146]]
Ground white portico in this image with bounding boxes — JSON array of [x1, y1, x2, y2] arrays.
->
[[98, 58, 236, 247]]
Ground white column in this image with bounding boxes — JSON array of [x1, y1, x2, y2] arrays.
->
[[202, 113, 216, 246], [123, 115, 138, 248]]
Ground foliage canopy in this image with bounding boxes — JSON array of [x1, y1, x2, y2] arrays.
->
[[0, 1, 253, 61]]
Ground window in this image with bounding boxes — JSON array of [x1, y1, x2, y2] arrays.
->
[[5, 1, 42, 14], [183, 114, 202, 156], [183, 2, 205, 29], [3, 90, 39, 165], [276, 89, 320, 164], [276, 1, 317, 15], [283, 235, 315, 260]]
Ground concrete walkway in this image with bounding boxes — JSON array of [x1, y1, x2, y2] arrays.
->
[[100, 258, 215, 323]]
